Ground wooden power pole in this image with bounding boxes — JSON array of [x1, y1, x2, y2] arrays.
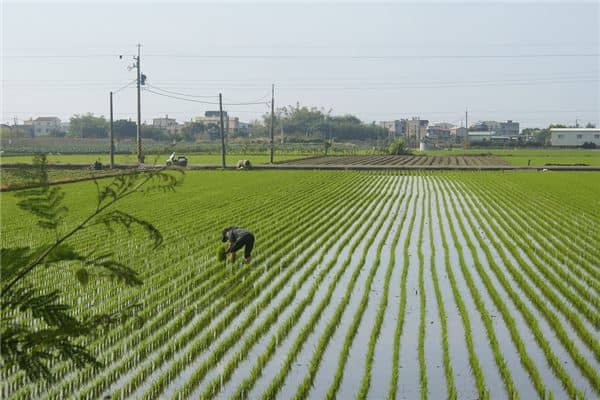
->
[[219, 93, 226, 168], [109, 91, 114, 169], [464, 108, 469, 149], [135, 44, 143, 164], [270, 84, 275, 164]]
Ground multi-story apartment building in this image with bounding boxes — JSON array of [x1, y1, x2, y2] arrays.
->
[[404, 118, 429, 139]]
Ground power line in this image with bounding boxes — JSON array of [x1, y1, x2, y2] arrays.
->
[[112, 78, 137, 94], [4, 53, 599, 60], [142, 53, 600, 60], [143, 88, 269, 106], [145, 84, 218, 98]]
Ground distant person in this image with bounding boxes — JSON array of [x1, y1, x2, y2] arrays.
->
[[221, 226, 255, 263]]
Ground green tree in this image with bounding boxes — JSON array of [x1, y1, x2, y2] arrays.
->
[[68, 114, 108, 138], [0, 127, 28, 140], [388, 139, 411, 155], [180, 122, 205, 141], [0, 154, 183, 381], [48, 129, 67, 138], [113, 119, 137, 139], [142, 126, 169, 141]]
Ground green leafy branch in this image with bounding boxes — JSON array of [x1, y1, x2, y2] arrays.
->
[[0, 154, 184, 382]]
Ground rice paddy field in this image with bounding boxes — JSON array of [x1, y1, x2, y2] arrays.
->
[[0, 153, 306, 166], [284, 154, 509, 166], [420, 149, 600, 166], [1, 170, 599, 399]]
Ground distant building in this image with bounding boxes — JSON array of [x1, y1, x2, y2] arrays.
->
[[195, 111, 241, 134], [470, 120, 519, 136], [153, 115, 179, 135], [378, 120, 405, 139], [31, 117, 61, 136], [427, 126, 451, 140], [450, 127, 468, 139], [550, 128, 600, 147], [405, 118, 428, 139], [432, 122, 455, 130], [468, 131, 493, 143], [496, 120, 520, 136]]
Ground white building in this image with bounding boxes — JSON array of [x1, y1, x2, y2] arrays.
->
[[152, 115, 179, 135], [551, 128, 600, 147], [32, 117, 61, 136]]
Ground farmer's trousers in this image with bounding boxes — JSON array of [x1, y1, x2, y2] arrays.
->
[[230, 233, 255, 258]]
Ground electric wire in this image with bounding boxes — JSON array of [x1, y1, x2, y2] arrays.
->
[[143, 88, 269, 106], [112, 78, 137, 94], [145, 84, 218, 98]]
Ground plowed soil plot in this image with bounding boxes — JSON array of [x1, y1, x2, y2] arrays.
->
[[284, 154, 509, 167], [2, 170, 598, 400]]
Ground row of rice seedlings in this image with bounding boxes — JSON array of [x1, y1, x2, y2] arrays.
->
[[228, 175, 408, 400], [431, 181, 488, 400], [437, 176, 551, 398], [453, 179, 600, 390], [356, 183, 415, 399], [322, 180, 409, 399], [425, 180, 457, 399], [481, 175, 600, 272], [417, 190, 428, 400], [461, 176, 600, 316], [290, 175, 404, 400], [446, 177, 590, 398], [11, 175, 318, 400], [39, 173, 355, 400], [437, 178, 518, 399], [510, 174, 600, 245], [387, 175, 421, 400], [62, 175, 370, 400], [486, 192, 600, 294], [225, 177, 405, 400], [26, 173, 339, 399], [186, 176, 404, 400], [258, 175, 405, 400], [480, 185, 600, 327], [156, 177, 394, 398], [133, 174, 392, 399]]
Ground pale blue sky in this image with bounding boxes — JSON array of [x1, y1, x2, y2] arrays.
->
[[2, 1, 599, 128]]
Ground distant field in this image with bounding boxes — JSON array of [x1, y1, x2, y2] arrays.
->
[[0, 153, 307, 165], [285, 154, 509, 167], [420, 149, 600, 166]]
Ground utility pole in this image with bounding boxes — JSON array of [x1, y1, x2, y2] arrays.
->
[[464, 108, 469, 149], [270, 84, 275, 164], [135, 44, 142, 164], [109, 91, 114, 169], [219, 93, 226, 168]]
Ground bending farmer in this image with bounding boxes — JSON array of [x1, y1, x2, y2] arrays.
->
[[222, 226, 255, 263]]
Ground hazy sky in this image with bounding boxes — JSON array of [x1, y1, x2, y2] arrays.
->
[[2, 1, 599, 128]]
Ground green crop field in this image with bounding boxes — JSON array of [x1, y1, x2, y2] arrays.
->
[[1, 170, 599, 399], [0, 153, 307, 166]]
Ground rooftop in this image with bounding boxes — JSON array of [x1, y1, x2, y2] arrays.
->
[[550, 128, 600, 132]]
